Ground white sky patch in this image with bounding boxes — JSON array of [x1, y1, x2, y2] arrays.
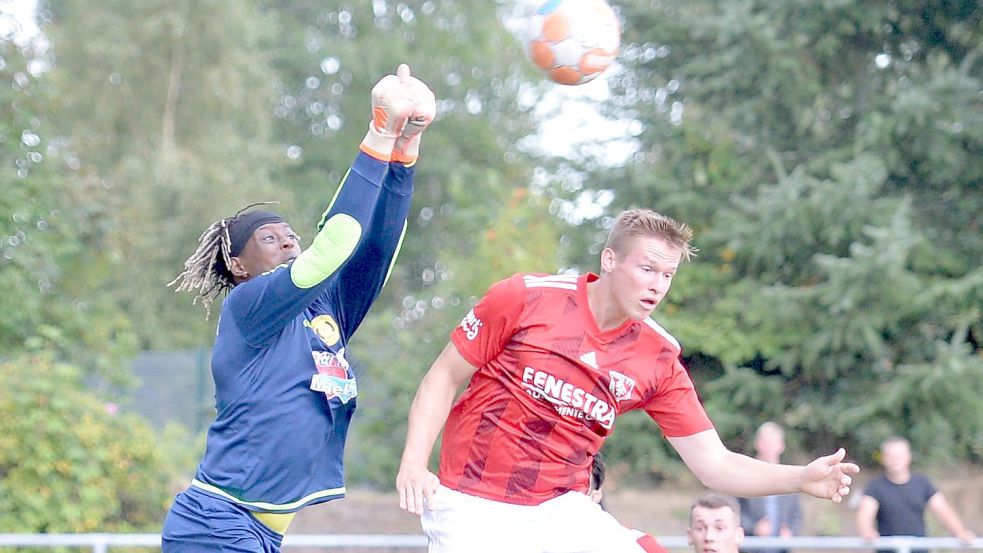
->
[[0, 0, 39, 45], [522, 70, 638, 165]]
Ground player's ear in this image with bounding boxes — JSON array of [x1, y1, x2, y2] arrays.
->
[[229, 256, 249, 279], [735, 525, 745, 544], [600, 247, 617, 273]]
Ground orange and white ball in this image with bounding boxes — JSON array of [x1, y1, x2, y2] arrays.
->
[[526, 0, 621, 86]]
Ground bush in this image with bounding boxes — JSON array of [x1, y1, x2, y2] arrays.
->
[[0, 354, 170, 532]]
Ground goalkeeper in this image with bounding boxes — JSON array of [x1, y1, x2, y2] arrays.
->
[[161, 64, 435, 553]]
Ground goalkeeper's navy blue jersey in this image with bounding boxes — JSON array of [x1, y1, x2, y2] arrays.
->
[[190, 152, 412, 513]]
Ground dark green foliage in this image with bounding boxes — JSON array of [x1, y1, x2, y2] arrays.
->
[[575, 0, 983, 473], [0, 34, 136, 381]]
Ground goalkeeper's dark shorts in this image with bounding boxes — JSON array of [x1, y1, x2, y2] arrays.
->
[[162, 486, 284, 553]]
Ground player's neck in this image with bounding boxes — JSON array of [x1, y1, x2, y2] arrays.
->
[[885, 469, 911, 485], [586, 274, 629, 331]]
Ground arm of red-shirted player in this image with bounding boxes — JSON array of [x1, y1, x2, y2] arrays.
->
[[396, 342, 479, 516], [667, 430, 859, 502], [647, 357, 857, 502]]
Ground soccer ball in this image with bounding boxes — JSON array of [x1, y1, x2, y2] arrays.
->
[[526, 0, 621, 86]]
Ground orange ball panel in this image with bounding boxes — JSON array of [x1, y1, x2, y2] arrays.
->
[[549, 66, 583, 85], [529, 40, 556, 70], [541, 12, 571, 43]]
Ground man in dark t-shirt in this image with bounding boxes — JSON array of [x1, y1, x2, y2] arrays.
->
[[856, 437, 976, 553]]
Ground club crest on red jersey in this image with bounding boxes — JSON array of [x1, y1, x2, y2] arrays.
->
[[608, 370, 636, 402]]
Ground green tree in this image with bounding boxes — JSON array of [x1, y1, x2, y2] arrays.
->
[[42, 0, 288, 348], [33, 0, 560, 493], [0, 30, 135, 381], [565, 0, 983, 475], [0, 25, 184, 535]]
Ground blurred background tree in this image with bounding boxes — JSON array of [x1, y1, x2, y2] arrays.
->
[[580, 0, 983, 474]]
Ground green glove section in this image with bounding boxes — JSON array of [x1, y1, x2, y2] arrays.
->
[[291, 213, 362, 289]]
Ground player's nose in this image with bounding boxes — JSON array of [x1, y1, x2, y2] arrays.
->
[[280, 238, 298, 252], [649, 276, 668, 295]]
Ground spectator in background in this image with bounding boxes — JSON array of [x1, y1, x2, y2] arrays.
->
[[689, 492, 745, 553], [856, 436, 976, 553], [739, 422, 803, 553]]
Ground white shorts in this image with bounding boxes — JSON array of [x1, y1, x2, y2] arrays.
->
[[421, 485, 665, 553]]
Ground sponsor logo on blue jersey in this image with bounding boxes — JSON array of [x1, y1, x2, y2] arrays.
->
[[305, 314, 341, 346], [310, 348, 357, 404]]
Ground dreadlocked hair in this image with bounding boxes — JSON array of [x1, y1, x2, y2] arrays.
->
[[168, 202, 278, 318]]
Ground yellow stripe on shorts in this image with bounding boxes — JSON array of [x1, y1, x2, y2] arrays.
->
[[251, 511, 296, 534], [190, 478, 346, 534]]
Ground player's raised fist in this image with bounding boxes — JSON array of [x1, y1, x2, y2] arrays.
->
[[360, 64, 415, 162], [393, 66, 437, 165]]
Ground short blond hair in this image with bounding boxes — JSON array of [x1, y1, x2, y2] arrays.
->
[[690, 492, 741, 523], [604, 209, 697, 261]]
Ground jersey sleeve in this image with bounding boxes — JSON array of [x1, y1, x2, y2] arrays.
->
[[228, 152, 398, 346], [320, 159, 414, 337], [863, 477, 886, 502], [450, 274, 526, 368], [916, 474, 937, 502], [643, 358, 714, 437], [225, 265, 317, 346]]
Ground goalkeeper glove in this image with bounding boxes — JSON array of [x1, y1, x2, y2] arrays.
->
[[360, 64, 415, 162], [392, 69, 437, 166]]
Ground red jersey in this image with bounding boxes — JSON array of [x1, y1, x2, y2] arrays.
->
[[439, 273, 714, 505]]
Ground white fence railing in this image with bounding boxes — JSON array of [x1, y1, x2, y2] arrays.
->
[[0, 534, 980, 552]]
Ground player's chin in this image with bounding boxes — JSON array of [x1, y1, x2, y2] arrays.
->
[[635, 301, 658, 318]]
